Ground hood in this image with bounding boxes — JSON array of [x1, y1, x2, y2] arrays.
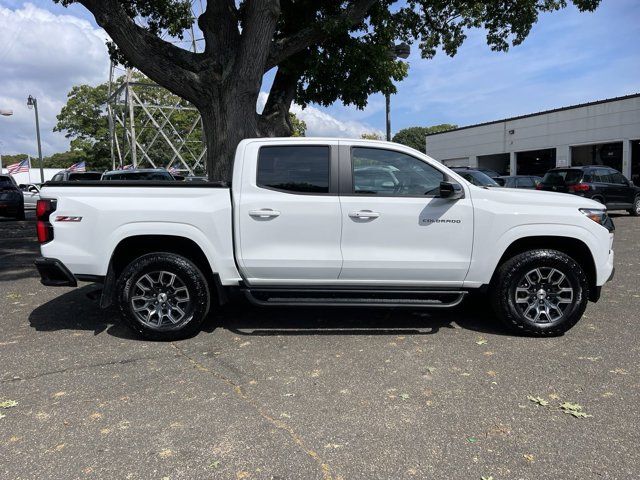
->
[[473, 186, 604, 210]]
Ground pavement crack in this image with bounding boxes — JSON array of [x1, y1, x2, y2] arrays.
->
[[170, 342, 334, 480], [1, 355, 162, 383]]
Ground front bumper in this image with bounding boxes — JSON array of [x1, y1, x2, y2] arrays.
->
[[34, 257, 78, 287]]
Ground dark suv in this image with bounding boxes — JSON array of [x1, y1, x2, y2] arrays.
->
[[539, 166, 640, 215], [0, 175, 25, 220]]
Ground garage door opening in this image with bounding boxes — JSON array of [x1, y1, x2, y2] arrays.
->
[[516, 149, 556, 176], [632, 140, 640, 185], [571, 142, 623, 172], [478, 153, 510, 175]]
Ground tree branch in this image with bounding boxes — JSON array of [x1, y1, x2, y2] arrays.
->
[[265, 0, 378, 71], [79, 0, 205, 102]]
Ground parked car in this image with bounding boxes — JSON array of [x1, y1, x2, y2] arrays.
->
[[0, 175, 25, 220], [101, 168, 176, 181], [50, 171, 103, 182], [18, 183, 41, 209], [451, 167, 501, 187], [36, 138, 614, 340], [538, 166, 640, 215], [451, 166, 501, 179], [496, 175, 542, 189]]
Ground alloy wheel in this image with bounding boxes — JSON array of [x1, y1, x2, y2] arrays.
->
[[514, 267, 574, 323], [130, 271, 191, 328]]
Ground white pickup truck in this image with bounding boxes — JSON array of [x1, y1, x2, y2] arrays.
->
[[35, 138, 615, 340]]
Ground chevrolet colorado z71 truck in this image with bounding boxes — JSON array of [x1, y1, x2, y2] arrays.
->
[[34, 138, 615, 340]]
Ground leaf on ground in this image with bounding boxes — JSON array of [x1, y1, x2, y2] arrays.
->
[[399, 393, 410, 400], [560, 402, 592, 418], [0, 412, 5, 420], [527, 396, 549, 406], [467, 437, 478, 443], [559, 402, 582, 412], [283, 393, 296, 397], [523, 454, 535, 462], [481, 476, 494, 480], [0, 400, 18, 409], [476, 339, 488, 345], [209, 460, 221, 469], [568, 411, 593, 418]]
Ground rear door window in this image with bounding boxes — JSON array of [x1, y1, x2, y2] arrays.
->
[[542, 170, 583, 185], [257, 146, 330, 194]]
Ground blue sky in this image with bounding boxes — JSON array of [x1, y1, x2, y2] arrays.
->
[[0, 0, 639, 156]]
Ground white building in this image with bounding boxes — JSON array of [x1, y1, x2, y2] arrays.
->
[[425, 93, 640, 182]]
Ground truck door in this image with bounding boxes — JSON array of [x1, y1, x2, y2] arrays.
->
[[338, 144, 473, 286], [236, 143, 342, 284]]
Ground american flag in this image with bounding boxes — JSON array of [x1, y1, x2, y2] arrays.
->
[[67, 161, 86, 172], [118, 164, 134, 170], [7, 158, 30, 174]]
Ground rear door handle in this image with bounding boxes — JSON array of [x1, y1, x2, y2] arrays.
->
[[349, 210, 380, 219], [249, 208, 281, 218]]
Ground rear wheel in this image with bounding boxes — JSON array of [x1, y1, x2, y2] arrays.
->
[[116, 253, 211, 340], [491, 249, 589, 336], [628, 196, 640, 216]]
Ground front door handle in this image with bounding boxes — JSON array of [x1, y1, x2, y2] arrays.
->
[[249, 208, 281, 218], [349, 210, 380, 219]]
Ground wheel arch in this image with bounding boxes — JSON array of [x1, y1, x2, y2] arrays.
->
[[101, 234, 225, 308], [492, 235, 597, 301]]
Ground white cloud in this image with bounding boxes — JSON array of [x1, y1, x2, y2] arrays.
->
[[0, 3, 109, 156], [257, 92, 382, 139]]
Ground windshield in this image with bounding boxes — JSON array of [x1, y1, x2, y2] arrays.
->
[[457, 170, 500, 187], [0, 176, 17, 188], [542, 169, 583, 185], [69, 172, 102, 181]]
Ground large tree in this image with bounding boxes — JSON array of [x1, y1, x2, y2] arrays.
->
[[393, 124, 457, 153], [56, 0, 600, 181]]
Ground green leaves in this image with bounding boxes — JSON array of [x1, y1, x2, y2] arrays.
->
[[393, 125, 458, 153], [0, 399, 18, 420], [0, 400, 18, 409], [560, 402, 592, 418], [527, 396, 550, 407], [527, 396, 592, 419]]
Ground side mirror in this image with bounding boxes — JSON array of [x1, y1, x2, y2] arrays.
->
[[29, 186, 39, 193], [439, 181, 464, 199]]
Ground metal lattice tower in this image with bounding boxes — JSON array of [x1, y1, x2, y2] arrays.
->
[[106, 1, 206, 174]]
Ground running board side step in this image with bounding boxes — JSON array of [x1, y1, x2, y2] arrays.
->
[[242, 287, 468, 308]]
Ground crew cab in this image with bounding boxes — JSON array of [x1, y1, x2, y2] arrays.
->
[[35, 138, 615, 340]]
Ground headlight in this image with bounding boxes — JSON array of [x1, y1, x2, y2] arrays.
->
[[580, 208, 615, 232]]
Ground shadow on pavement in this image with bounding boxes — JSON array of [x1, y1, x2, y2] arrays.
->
[[28, 285, 508, 340]]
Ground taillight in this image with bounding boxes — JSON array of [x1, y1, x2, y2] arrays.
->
[[36, 199, 57, 244], [536, 183, 543, 190], [569, 183, 590, 192]]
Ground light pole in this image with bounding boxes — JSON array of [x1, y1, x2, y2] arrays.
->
[[0, 109, 13, 171], [27, 95, 45, 183], [385, 43, 410, 141]]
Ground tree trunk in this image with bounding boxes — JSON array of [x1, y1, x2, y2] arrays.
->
[[199, 88, 261, 183]]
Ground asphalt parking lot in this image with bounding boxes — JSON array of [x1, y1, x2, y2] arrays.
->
[[1, 213, 639, 480]]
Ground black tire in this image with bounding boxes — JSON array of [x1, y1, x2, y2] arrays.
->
[[628, 196, 640, 216], [116, 253, 211, 340], [491, 249, 589, 336]]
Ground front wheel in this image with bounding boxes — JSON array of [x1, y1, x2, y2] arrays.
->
[[491, 249, 589, 336], [628, 196, 640, 216], [116, 253, 211, 340]]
